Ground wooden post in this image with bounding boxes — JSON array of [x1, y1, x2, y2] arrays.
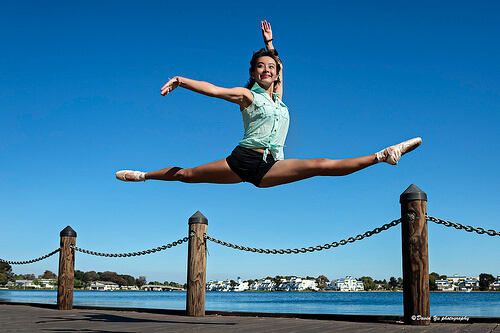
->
[[57, 226, 76, 310], [400, 184, 430, 325], [186, 211, 208, 316]]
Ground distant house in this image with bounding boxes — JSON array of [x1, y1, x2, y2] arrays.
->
[[279, 277, 318, 291], [141, 284, 183, 291], [206, 280, 232, 292], [458, 279, 479, 291], [6, 279, 57, 289], [206, 278, 248, 292], [436, 275, 482, 291], [38, 279, 57, 289], [233, 277, 249, 292], [7, 280, 35, 288], [435, 279, 456, 291], [88, 281, 119, 291], [490, 276, 500, 290], [326, 276, 364, 291], [249, 279, 276, 291], [119, 285, 139, 290], [447, 275, 467, 285]]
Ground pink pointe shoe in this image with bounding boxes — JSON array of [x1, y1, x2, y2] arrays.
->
[[376, 137, 422, 165], [116, 170, 146, 182]]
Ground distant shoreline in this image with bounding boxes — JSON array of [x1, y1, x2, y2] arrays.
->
[[3, 288, 499, 293]]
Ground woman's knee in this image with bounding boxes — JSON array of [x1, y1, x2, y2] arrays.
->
[[311, 158, 332, 171], [175, 168, 197, 183]]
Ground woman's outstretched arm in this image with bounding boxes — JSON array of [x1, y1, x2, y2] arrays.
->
[[261, 20, 283, 99], [161, 76, 252, 109]]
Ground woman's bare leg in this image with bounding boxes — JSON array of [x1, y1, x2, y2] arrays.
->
[[123, 159, 242, 184], [119, 138, 422, 186], [259, 154, 377, 188], [259, 137, 422, 187]]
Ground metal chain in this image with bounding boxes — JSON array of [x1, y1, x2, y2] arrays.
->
[[71, 236, 190, 258], [5, 216, 493, 263], [426, 215, 500, 237], [205, 219, 401, 254], [0, 248, 61, 265]]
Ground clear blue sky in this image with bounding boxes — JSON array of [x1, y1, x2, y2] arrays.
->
[[1, 1, 499, 284]]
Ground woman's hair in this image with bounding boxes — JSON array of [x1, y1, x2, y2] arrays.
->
[[245, 48, 281, 89]]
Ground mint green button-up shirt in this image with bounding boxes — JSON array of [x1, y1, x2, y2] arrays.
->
[[238, 83, 290, 161]]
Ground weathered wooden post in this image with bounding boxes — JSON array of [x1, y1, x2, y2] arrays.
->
[[400, 184, 430, 325], [57, 226, 76, 310], [186, 211, 208, 316]]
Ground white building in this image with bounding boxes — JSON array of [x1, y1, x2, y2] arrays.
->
[[250, 279, 276, 291], [458, 279, 479, 291], [326, 276, 364, 291], [38, 279, 57, 289], [88, 281, 119, 291], [7, 280, 35, 288], [120, 285, 139, 290], [279, 277, 318, 291], [490, 276, 500, 290], [206, 278, 250, 292], [233, 277, 249, 292], [6, 279, 57, 289], [447, 274, 467, 285], [435, 279, 456, 291], [206, 280, 232, 292]]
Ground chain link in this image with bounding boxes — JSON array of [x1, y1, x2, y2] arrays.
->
[[71, 236, 190, 258], [426, 216, 500, 237], [0, 248, 61, 265], [205, 219, 401, 254]]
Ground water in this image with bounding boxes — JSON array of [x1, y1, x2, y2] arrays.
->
[[1, 290, 499, 317]]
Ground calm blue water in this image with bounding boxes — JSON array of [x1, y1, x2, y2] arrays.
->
[[1, 290, 499, 317]]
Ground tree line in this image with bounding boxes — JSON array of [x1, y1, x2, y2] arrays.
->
[[0, 262, 185, 289], [1, 263, 497, 291]]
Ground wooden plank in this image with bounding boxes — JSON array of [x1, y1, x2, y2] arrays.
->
[[459, 323, 500, 332], [1, 304, 499, 333]]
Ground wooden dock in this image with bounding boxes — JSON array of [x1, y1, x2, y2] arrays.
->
[[1, 303, 499, 332]]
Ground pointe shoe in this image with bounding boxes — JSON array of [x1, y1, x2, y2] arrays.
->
[[116, 170, 146, 182], [377, 137, 422, 165]]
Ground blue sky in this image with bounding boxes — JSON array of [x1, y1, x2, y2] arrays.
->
[[1, 1, 499, 284]]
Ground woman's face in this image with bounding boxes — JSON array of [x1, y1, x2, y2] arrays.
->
[[251, 56, 278, 87]]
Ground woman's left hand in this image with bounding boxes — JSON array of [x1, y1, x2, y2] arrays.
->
[[161, 77, 181, 96]]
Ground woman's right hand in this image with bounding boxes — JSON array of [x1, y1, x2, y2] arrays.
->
[[161, 77, 181, 96], [261, 20, 273, 44]]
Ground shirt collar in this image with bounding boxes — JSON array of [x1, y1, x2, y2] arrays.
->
[[251, 83, 278, 101]]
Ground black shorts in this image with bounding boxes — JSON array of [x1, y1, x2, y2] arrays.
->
[[226, 146, 277, 187]]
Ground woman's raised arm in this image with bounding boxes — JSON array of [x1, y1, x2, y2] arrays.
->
[[261, 20, 283, 99], [161, 76, 252, 109]]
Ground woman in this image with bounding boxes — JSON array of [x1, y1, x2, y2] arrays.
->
[[116, 21, 421, 188]]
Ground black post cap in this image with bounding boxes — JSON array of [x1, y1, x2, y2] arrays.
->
[[400, 184, 427, 203], [188, 211, 208, 225], [60, 226, 77, 237]]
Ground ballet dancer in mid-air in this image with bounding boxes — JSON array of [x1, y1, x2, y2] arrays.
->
[[116, 21, 422, 188]]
